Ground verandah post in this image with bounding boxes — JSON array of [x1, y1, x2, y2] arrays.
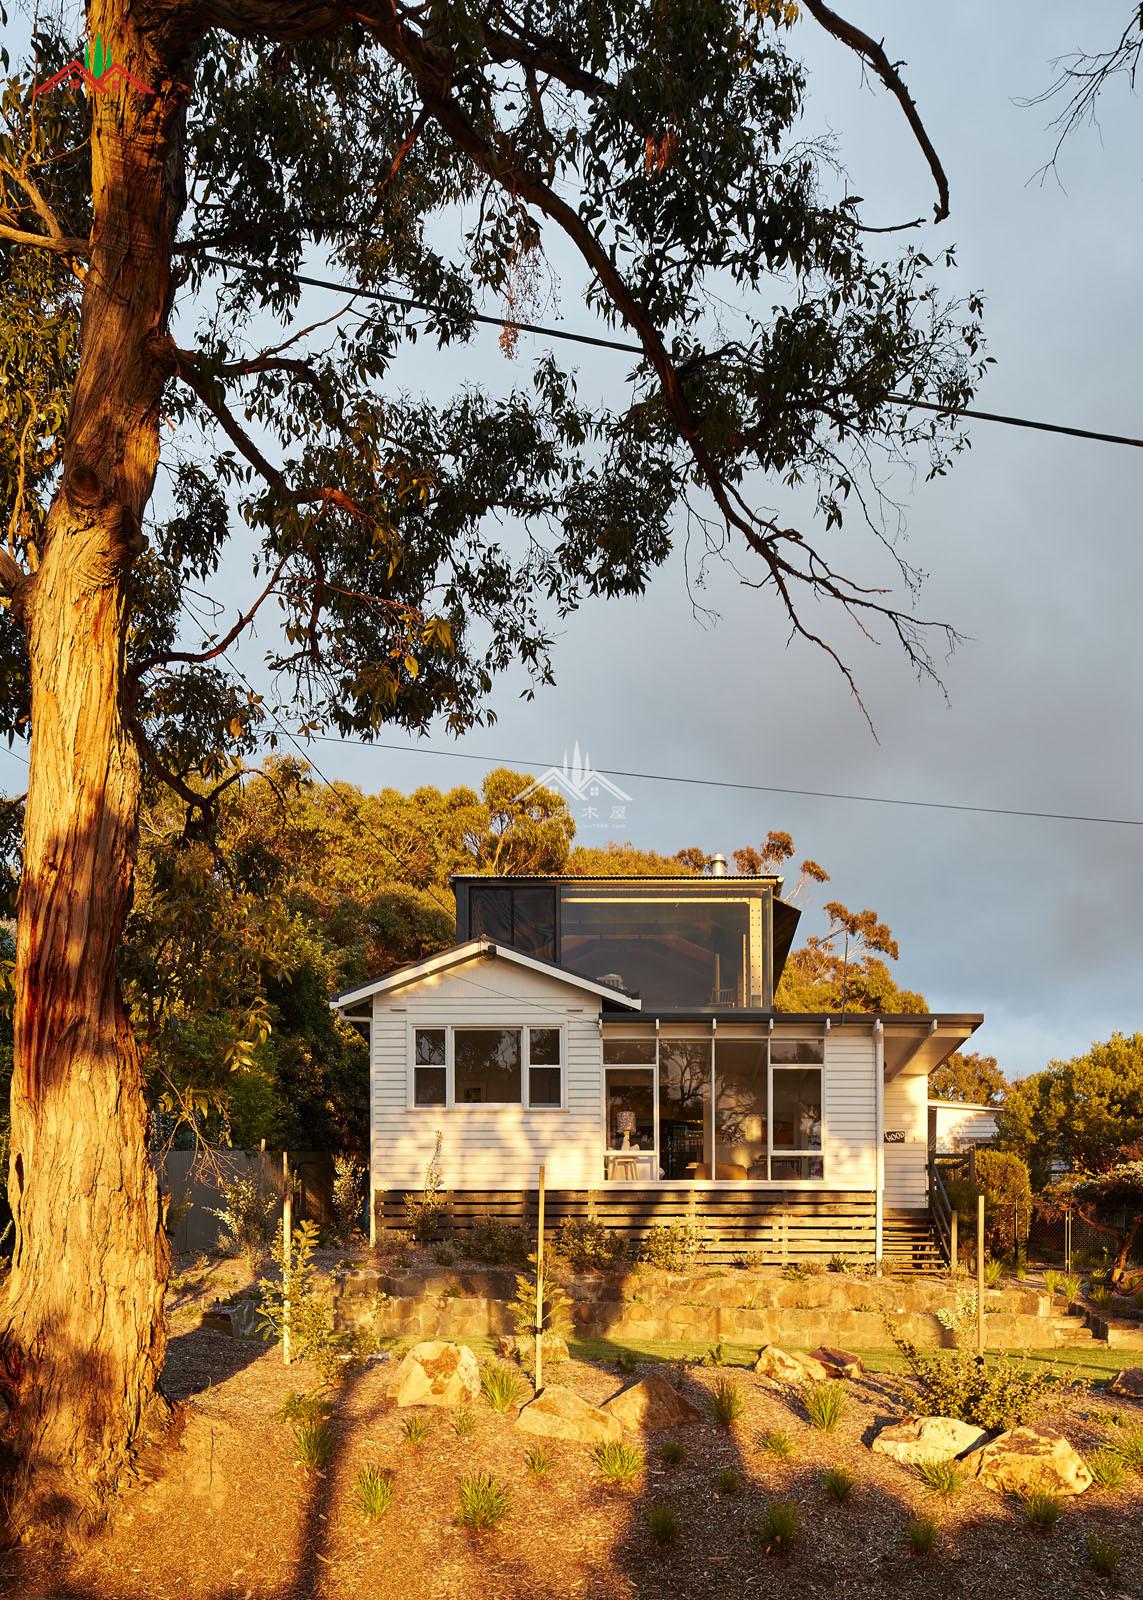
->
[[534, 1163, 546, 1393]]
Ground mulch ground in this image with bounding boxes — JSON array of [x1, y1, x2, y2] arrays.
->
[[2, 1258, 1141, 1600]]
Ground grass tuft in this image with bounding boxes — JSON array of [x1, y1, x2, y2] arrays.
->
[[292, 1417, 335, 1470], [279, 1391, 331, 1425], [658, 1440, 686, 1465], [400, 1413, 430, 1445], [803, 1380, 846, 1432], [821, 1465, 855, 1503], [754, 1499, 801, 1555], [708, 1374, 745, 1427], [1021, 1489, 1063, 1532], [1088, 1447, 1125, 1490], [906, 1516, 938, 1556], [452, 1407, 475, 1437], [759, 1428, 794, 1459], [646, 1503, 682, 1545], [355, 1464, 394, 1520], [716, 1466, 743, 1495], [916, 1456, 964, 1495], [457, 1470, 511, 1531], [594, 1439, 644, 1485], [481, 1362, 526, 1414], [1110, 1423, 1143, 1473], [524, 1444, 553, 1475], [1086, 1531, 1122, 1577]]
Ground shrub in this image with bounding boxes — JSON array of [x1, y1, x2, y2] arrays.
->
[[292, 1417, 335, 1470], [331, 1154, 366, 1242], [658, 1440, 686, 1465], [457, 1470, 511, 1531], [355, 1464, 394, 1520], [646, 1503, 682, 1545], [481, 1363, 526, 1414], [595, 1439, 644, 1485], [554, 1217, 627, 1272], [828, 1254, 851, 1274], [211, 1173, 280, 1273], [754, 1499, 800, 1555], [471, 1218, 531, 1265], [1043, 1269, 1062, 1298], [1022, 1490, 1062, 1532], [639, 1222, 701, 1272], [452, 1407, 475, 1437], [1088, 1448, 1125, 1489], [401, 1413, 430, 1445], [821, 1465, 855, 1503], [1089, 1284, 1113, 1308], [1062, 1273, 1081, 1302], [733, 1248, 764, 1270], [1086, 1531, 1122, 1577], [983, 1258, 1003, 1287], [708, 1375, 745, 1427], [524, 1444, 553, 1475], [716, 1466, 743, 1495], [404, 1132, 448, 1242], [703, 1342, 728, 1367], [759, 1429, 794, 1459], [279, 1391, 330, 1425], [803, 1380, 846, 1432], [906, 1516, 937, 1556], [617, 1350, 638, 1374], [511, 1253, 572, 1345], [260, 1220, 379, 1383], [433, 1242, 458, 1267], [782, 1263, 807, 1282], [885, 1325, 1063, 1431], [916, 1457, 964, 1495]]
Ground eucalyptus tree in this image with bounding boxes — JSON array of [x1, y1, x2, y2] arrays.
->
[[0, 0, 985, 1515]]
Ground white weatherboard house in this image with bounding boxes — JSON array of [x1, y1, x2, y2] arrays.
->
[[333, 869, 981, 1265]]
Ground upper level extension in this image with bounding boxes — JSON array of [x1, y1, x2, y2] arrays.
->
[[452, 869, 801, 1012]]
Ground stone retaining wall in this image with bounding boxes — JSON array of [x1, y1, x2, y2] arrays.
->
[[333, 1262, 1071, 1350]]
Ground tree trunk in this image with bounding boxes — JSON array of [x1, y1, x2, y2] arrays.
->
[[2, 12, 189, 1522]]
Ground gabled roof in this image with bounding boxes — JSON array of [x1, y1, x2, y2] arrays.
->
[[331, 938, 643, 1012]]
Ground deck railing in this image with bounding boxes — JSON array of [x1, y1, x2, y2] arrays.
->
[[928, 1153, 969, 1268]]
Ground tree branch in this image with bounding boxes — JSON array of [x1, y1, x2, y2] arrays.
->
[[131, 550, 292, 676]]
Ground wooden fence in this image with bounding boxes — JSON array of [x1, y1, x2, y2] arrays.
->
[[376, 1186, 876, 1265]]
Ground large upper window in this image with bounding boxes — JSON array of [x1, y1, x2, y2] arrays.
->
[[560, 890, 754, 1007], [412, 1025, 562, 1109], [469, 885, 556, 962]]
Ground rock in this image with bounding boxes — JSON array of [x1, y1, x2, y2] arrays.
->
[[517, 1386, 622, 1445], [391, 1340, 481, 1408], [1109, 1367, 1143, 1400], [200, 1299, 260, 1338], [791, 1352, 831, 1382], [603, 1373, 704, 1430], [807, 1346, 864, 1379], [871, 1416, 988, 1465], [968, 1425, 1093, 1496], [753, 1345, 809, 1387]]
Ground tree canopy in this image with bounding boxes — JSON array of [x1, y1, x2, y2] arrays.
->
[[929, 1050, 1005, 1105], [996, 1032, 1143, 1189]]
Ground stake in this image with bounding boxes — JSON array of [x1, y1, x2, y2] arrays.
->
[[282, 1151, 292, 1367], [534, 1163, 546, 1394], [976, 1194, 985, 1359]]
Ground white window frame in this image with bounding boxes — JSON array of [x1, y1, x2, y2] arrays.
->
[[407, 1020, 566, 1111]]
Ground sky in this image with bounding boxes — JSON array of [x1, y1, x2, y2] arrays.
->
[[6, 3, 1141, 1080]]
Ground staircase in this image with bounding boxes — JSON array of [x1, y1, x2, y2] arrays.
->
[[883, 1208, 945, 1272]]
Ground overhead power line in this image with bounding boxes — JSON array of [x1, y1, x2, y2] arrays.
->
[[201, 253, 1143, 452], [300, 732, 1143, 830]]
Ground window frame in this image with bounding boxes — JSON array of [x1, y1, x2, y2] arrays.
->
[[407, 1020, 566, 1112]]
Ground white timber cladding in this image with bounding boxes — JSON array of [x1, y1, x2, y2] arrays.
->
[[883, 1069, 930, 1207], [370, 955, 604, 1189], [821, 1024, 878, 1189]]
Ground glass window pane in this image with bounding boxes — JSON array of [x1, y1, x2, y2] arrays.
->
[[603, 1037, 656, 1065], [714, 1038, 767, 1180], [606, 1069, 654, 1151], [560, 891, 754, 1008], [454, 1028, 521, 1104], [529, 1027, 560, 1066], [771, 1154, 824, 1181], [415, 1029, 446, 1066], [512, 887, 556, 962], [529, 1066, 562, 1107], [469, 886, 512, 943], [771, 1037, 824, 1065], [658, 1037, 711, 1179], [772, 1067, 822, 1150], [414, 1066, 446, 1107]]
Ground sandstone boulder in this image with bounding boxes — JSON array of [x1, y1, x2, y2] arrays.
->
[[517, 1386, 622, 1445], [871, 1415, 988, 1466], [968, 1425, 1092, 1496], [807, 1346, 864, 1379], [753, 1345, 808, 1387], [602, 1372, 704, 1430], [1109, 1367, 1143, 1401], [391, 1340, 481, 1408], [792, 1351, 831, 1382]]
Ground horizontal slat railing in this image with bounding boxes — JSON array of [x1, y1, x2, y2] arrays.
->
[[376, 1187, 877, 1264]]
